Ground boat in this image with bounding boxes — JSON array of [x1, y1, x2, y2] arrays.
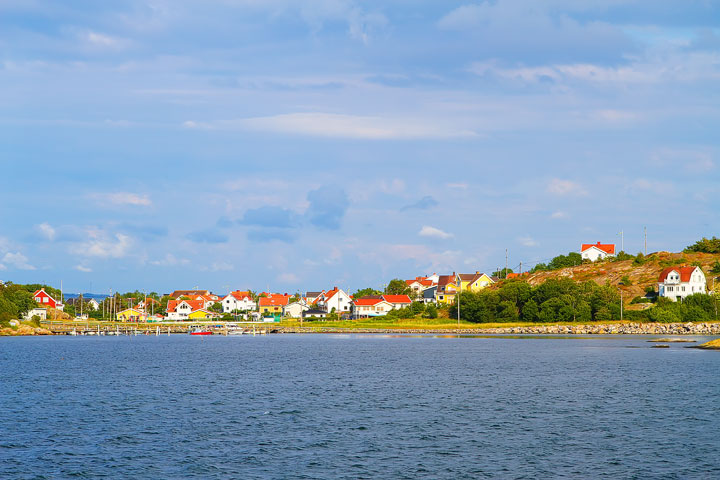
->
[[190, 327, 212, 335]]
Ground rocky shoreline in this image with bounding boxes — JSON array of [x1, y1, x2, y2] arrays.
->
[[275, 322, 720, 336], [0, 325, 53, 336]]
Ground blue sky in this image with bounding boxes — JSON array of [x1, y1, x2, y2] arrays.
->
[[1, 0, 718, 295]]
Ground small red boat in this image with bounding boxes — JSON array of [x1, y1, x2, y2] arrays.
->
[[190, 328, 212, 335]]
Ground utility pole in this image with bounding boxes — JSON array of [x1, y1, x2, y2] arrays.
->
[[505, 249, 508, 278], [619, 230, 624, 253], [457, 277, 461, 328], [519, 261, 522, 274]]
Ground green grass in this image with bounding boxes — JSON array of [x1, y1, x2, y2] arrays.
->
[[275, 317, 645, 330]]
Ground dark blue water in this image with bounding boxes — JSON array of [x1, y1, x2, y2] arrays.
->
[[2, 334, 719, 479]]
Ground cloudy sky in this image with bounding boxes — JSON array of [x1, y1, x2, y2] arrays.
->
[[1, 1, 718, 295]]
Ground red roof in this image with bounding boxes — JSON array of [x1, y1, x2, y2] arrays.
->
[[259, 296, 289, 307], [581, 242, 616, 255], [167, 299, 205, 312], [382, 295, 411, 304], [228, 290, 252, 301], [406, 277, 434, 287], [658, 266, 700, 283], [354, 297, 385, 306]]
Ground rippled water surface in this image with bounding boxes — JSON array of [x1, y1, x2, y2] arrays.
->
[[2, 334, 720, 479]]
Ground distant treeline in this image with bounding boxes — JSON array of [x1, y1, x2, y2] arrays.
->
[[449, 278, 719, 324], [684, 237, 720, 254]]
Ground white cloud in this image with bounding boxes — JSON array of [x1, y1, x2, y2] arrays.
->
[[419, 226, 454, 239], [228, 113, 477, 140], [550, 211, 567, 219], [83, 31, 127, 49], [91, 192, 152, 207], [0, 263, 6, 271], [547, 179, 587, 196], [36, 222, 56, 241], [75, 265, 92, 273], [71, 232, 132, 259], [151, 253, 190, 267], [446, 182, 468, 189], [278, 273, 299, 283], [200, 262, 234, 272], [2, 252, 36, 270], [518, 236, 539, 247], [437, 4, 485, 31]]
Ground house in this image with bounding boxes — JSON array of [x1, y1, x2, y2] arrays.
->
[[284, 300, 310, 318], [87, 298, 100, 310], [405, 276, 435, 295], [353, 296, 395, 317], [32, 288, 63, 311], [315, 287, 353, 313], [302, 308, 328, 319], [422, 285, 438, 304], [352, 295, 412, 317], [169, 290, 219, 301], [305, 291, 324, 303], [221, 291, 256, 313], [581, 242, 616, 262], [435, 274, 458, 304], [382, 294, 412, 309], [658, 266, 707, 302], [116, 308, 145, 322], [188, 309, 218, 320], [23, 308, 48, 321], [166, 299, 206, 320], [134, 298, 159, 311], [258, 295, 290, 315], [456, 272, 495, 292], [66, 297, 100, 311]]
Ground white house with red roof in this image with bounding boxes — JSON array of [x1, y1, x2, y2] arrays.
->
[[221, 290, 256, 313], [352, 294, 412, 317], [580, 242, 616, 261], [405, 276, 436, 295], [658, 266, 706, 302], [166, 299, 206, 320], [315, 287, 352, 313], [33, 288, 63, 311]]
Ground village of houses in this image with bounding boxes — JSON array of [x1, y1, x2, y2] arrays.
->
[[26, 241, 709, 323]]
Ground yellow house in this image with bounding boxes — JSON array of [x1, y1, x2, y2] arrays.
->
[[435, 274, 458, 304], [457, 272, 495, 292], [188, 309, 216, 320], [116, 308, 144, 322], [259, 295, 289, 314]]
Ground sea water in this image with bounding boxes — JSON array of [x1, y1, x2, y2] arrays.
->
[[1, 334, 719, 479]]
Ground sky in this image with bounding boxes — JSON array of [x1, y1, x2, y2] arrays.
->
[[1, 0, 719, 295]]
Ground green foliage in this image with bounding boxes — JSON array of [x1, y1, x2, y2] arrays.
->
[[630, 296, 651, 304], [684, 236, 720, 254], [620, 275, 632, 286], [711, 260, 720, 275], [660, 257, 687, 267], [449, 278, 620, 323], [353, 287, 382, 299], [424, 304, 438, 319], [613, 251, 635, 262], [385, 279, 411, 295], [209, 302, 223, 313], [632, 253, 647, 266], [530, 252, 583, 273]]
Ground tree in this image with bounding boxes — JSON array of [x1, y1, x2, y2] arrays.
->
[[521, 299, 539, 322], [209, 302, 223, 313], [353, 287, 381, 299], [711, 260, 720, 275], [425, 304, 438, 319], [684, 237, 720, 254], [385, 279, 410, 295]]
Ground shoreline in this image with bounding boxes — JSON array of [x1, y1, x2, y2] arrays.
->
[[3, 322, 720, 337], [273, 322, 720, 336]]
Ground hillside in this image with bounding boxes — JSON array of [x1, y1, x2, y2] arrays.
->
[[519, 252, 719, 307]]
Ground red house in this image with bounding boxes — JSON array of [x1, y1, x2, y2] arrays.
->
[[33, 288, 64, 311]]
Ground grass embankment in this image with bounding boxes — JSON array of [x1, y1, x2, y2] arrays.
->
[[276, 317, 639, 331], [696, 339, 720, 349]]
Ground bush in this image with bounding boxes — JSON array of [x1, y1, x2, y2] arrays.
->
[[684, 237, 720, 254], [424, 304, 438, 319], [620, 275, 632, 286], [633, 253, 647, 266], [613, 251, 635, 262], [711, 260, 720, 275], [630, 296, 650, 304], [647, 307, 681, 323]]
